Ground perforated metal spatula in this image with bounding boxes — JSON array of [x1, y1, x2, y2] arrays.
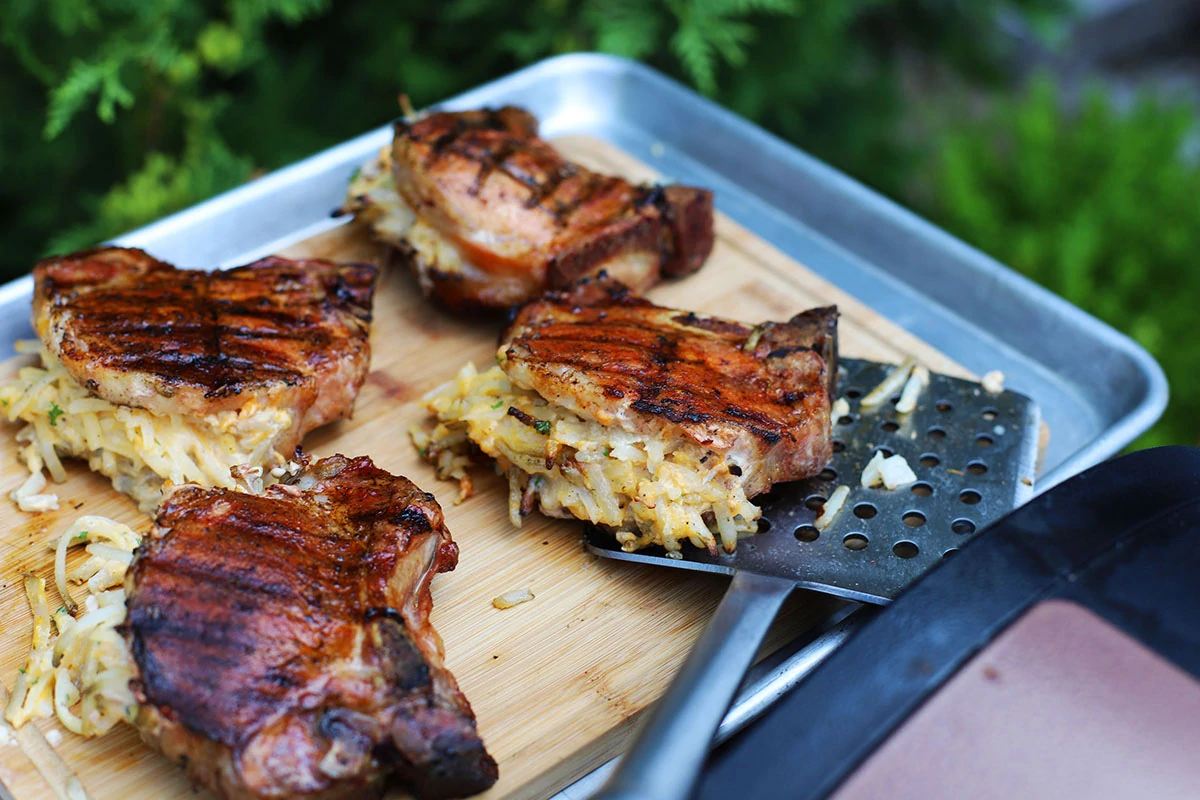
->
[[590, 358, 1040, 800]]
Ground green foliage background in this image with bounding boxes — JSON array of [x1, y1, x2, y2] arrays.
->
[[1, 0, 1195, 447]]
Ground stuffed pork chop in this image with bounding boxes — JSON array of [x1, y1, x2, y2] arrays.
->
[[1, 247, 377, 511], [125, 454, 498, 799], [341, 106, 714, 311], [416, 276, 837, 555]]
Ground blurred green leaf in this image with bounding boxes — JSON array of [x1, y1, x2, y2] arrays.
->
[[917, 75, 1200, 448], [44, 59, 113, 138], [197, 23, 244, 70]]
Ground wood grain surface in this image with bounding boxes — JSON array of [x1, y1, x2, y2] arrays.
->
[[0, 136, 974, 800]]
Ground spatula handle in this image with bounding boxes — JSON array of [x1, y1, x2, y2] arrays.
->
[[593, 570, 795, 800]]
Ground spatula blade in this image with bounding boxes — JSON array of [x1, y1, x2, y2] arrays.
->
[[585, 358, 1041, 604]]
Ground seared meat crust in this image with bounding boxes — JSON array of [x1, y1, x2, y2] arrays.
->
[[33, 247, 377, 444], [124, 455, 498, 800], [502, 276, 837, 497], [388, 106, 714, 310]]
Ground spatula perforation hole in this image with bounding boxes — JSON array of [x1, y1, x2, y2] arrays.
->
[[952, 518, 976, 535], [902, 511, 926, 528], [880, 420, 900, 433], [817, 467, 838, 482], [756, 518, 772, 533], [960, 489, 982, 505], [981, 408, 999, 421], [927, 426, 947, 441], [794, 525, 819, 543], [892, 541, 919, 559], [942, 548, 960, 558], [936, 401, 953, 412], [911, 482, 933, 497], [804, 495, 826, 511], [966, 460, 988, 476], [832, 439, 845, 453], [919, 453, 940, 468], [845, 389, 862, 399], [843, 533, 869, 551], [976, 434, 994, 447], [853, 503, 877, 519]]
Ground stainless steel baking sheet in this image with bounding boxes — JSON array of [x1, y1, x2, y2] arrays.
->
[[0, 54, 1167, 799]]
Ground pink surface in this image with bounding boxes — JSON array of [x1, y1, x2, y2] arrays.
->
[[832, 599, 1200, 799]]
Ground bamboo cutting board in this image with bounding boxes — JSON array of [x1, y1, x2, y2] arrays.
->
[[0, 136, 977, 800]]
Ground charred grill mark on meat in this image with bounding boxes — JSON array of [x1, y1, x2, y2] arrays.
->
[[124, 455, 498, 800], [32, 246, 377, 432], [523, 162, 579, 209], [412, 113, 608, 224]]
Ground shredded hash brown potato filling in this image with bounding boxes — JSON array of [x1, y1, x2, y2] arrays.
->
[[1, 341, 296, 512], [344, 146, 415, 250], [5, 516, 139, 738], [343, 145, 482, 295], [414, 361, 761, 555]]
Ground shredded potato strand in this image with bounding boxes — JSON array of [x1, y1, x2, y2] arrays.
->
[[5, 517, 140, 738], [0, 341, 296, 512], [493, 589, 535, 609], [415, 361, 761, 555], [894, 366, 930, 414], [861, 358, 917, 409], [815, 485, 850, 531]]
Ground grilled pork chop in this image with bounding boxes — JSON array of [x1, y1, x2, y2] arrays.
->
[[503, 277, 838, 499], [3, 246, 379, 510], [33, 246, 377, 435], [417, 275, 836, 555], [124, 454, 498, 800], [342, 106, 714, 311]]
